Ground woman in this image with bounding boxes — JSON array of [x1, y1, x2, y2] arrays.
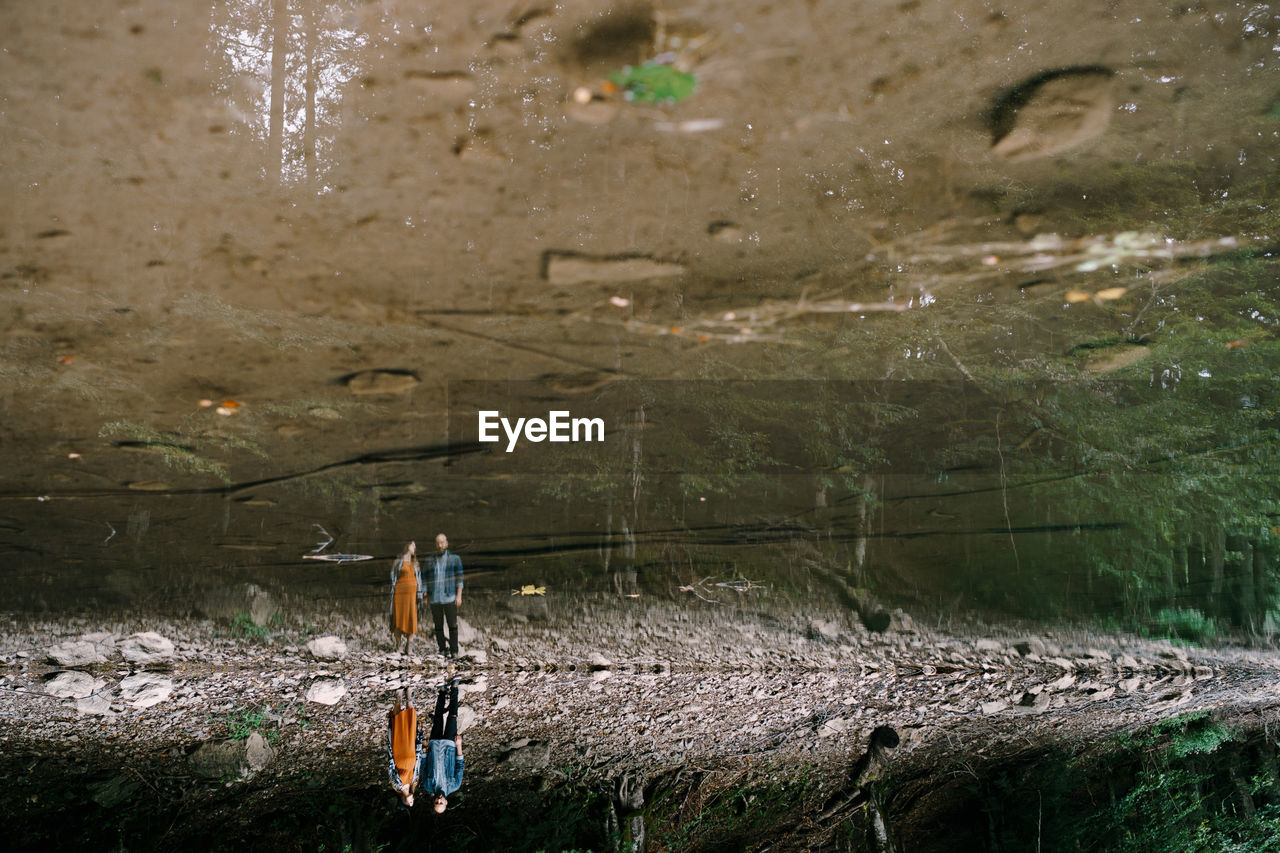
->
[[386, 687, 422, 809], [389, 540, 421, 655]]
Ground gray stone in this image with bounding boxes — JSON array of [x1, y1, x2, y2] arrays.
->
[[491, 637, 511, 652], [1088, 686, 1117, 702], [120, 632, 175, 665], [189, 732, 275, 780], [90, 774, 141, 809], [48, 640, 105, 667], [244, 731, 275, 772], [975, 639, 1004, 653], [456, 618, 478, 645], [980, 700, 1009, 715], [808, 619, 841, 642], [76, 694, 116, 717], [817, 717, 848, 737], [991, 69, 1114, 161], [1013, 638, 1047, 657], [461, 648, 488, 665], [1015, 691, 1051, 713], [46, 671, 102, 699], [198, 584, 275, 625], [345, 369, 419, 395], [456, 705, 477, 733], [503, 742, 552, 773], [543, 251, 685, 286], [460, 676, 488, 694], [120, 673, 173, 708], [1047, 674, 1077, 692], [506, 595, 548, 622], [305, 678, 346, 705], [494, 696, 511, 710], [306, 636, 347, 661], [888, 609, 915, 633], [588, 652, 613, 670], [615, 773, 645, 813]]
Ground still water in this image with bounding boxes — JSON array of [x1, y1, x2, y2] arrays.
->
[[2, 0, 1279, 850]]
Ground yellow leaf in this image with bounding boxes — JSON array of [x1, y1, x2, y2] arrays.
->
[[1094, 287, 1128, 301]]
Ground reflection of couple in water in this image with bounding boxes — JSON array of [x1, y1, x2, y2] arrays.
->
[[389, 533, 464, 657], [387, 681, 464, 812]]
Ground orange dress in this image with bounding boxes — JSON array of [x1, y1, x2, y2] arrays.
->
[[392, 556, 419, 636], [391, 706, 418, 791]]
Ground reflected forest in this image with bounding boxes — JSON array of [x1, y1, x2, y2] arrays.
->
[[2, 0, 1279, 851]]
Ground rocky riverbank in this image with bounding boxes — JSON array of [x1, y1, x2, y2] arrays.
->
[[2, 596, 1278, 850]]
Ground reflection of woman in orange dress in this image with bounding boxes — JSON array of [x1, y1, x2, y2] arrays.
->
[[389, 541, 421, 654], [386, 687, 422, 809]]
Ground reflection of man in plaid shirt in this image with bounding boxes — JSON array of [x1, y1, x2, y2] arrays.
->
[[424, 679, 464, 813]]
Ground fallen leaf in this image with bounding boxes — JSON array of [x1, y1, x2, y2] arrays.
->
[[1094, 287, 1128, 301], [1065, 290, 1091, 303]]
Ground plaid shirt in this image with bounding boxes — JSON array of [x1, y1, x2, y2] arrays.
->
[[427, 550, 464, 604]]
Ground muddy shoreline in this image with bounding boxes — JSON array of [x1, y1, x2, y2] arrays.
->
[[4, 599, 1278, 851]]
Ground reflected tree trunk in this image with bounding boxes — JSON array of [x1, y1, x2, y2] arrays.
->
[[1226, 534, 1249, 627], [850, 474, 873, 584], [267, 0, 288, 182], [1210, 528, 1225, 616], [302, 0, 316, 184], [1254, 544, 1271, 632]]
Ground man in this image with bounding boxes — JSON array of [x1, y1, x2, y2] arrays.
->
[[386, 687, 422, 809], [421, 678, 464, 813], [427, 532, 464, 658]]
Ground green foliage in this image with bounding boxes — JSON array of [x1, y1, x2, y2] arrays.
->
[[229, 611, 272, 643], [608, 62, 696, 103], [973, 713, 1279, 852], [98, 418, 269, 483], [1148, 608, 1220, 644], [646, 767, 823, 851], [217, 701, 307, 743], [484, 785, 606, 852], [225, 704, 269, 740]]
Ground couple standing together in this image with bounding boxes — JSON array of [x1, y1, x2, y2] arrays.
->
[[390, 533, 464, 658]]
